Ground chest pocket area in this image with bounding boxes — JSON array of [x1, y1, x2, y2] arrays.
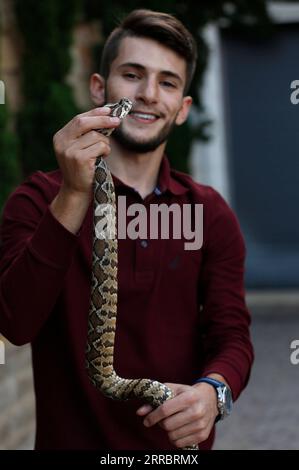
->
[[160, 237, 203, 287]]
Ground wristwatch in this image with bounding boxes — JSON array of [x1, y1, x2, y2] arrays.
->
[[195, 377, 233, 422]]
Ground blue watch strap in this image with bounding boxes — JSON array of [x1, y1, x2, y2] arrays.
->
[[194, 377, 223, 387]]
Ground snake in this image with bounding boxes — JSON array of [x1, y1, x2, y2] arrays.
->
[[85, 98, 198, 450]]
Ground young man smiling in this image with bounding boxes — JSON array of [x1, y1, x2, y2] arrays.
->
[[0, 10, 253, 450]]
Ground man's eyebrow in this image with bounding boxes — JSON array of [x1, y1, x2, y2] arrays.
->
[[117, 62, 183, 85]]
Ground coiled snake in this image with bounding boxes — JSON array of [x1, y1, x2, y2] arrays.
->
[[86, 98, 198, 450]]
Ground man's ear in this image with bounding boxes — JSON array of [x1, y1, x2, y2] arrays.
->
[[175, 96, 193, 126], [90, 73, 106, 106]]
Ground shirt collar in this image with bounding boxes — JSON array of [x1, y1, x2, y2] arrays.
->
[[112, 155, 189, 196]]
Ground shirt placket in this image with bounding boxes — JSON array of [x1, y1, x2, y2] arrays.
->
[[134, 197, 156, 285]]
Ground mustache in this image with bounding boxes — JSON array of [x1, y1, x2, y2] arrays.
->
[[128, 102, 164, 118]]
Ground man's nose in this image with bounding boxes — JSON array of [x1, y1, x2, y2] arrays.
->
[[136, 78, 159, 104]]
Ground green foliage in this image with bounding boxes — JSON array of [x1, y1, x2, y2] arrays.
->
[[0, 0, 271, 213], [14, 0, 81, 175], [17, 83, 80, 174]]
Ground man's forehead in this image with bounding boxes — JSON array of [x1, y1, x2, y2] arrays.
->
[[111, 36, 187, 78]]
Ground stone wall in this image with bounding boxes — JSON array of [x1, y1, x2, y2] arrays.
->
[[0, 337, 35, 450], [0, 0, 35, 451], [0, 0, 23, 114], [0, 0, 102, 450]]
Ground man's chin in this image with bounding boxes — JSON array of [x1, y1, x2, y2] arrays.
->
[[113, 129, 167, 153]]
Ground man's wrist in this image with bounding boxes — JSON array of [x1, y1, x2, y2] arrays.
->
[[194, 375, 233, 422]]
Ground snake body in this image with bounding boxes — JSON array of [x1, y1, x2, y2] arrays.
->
[[86, 98, 198, 449]]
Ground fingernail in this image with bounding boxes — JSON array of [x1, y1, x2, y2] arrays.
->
[[110, 117, 120, 123], [97, 107, 110, 114], [144, 419, 149, 427]]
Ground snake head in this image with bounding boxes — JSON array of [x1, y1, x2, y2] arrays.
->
[[105, 98, 133, 119], [96, 98, 133, 136], [118, 98, 133, 115]]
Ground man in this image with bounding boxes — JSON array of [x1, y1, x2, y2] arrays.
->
[[0, 10, 253, 450]]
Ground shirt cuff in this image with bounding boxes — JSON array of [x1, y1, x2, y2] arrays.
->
[[200, 361, 246, 401]]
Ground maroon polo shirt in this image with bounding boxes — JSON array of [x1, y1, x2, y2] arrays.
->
[[0, 156, 253, 450]]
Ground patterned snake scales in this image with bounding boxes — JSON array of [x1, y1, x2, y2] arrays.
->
[[86, 98, 198, 450]]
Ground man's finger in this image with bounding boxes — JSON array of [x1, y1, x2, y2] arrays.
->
[[72, 115, 120, 138], [164, 382, 188, 395], [143, 393, 190, 428], [136, 404, 153, 416], [77, 106, 111, 118], [75, 130, 110, 150], [78, 141, 111, 160]]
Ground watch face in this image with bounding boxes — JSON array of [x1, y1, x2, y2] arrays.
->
[[224, 386, 233, 415], [217, 385, 233, 419]]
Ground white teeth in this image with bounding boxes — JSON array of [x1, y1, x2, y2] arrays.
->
[[132, 112, 157, 121]]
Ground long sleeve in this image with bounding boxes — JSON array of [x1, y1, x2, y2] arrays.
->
[[0, 171, 79, 345], [198, 189, 254, 401]]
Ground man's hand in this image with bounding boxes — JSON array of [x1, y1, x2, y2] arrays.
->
[[50, 107, 120, 234], [53, 106, 120, 196], [136, 382, 219, 449]]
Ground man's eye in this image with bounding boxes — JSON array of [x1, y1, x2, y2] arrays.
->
[[161, 81, 176, 88], [123, 73, 139, 80]]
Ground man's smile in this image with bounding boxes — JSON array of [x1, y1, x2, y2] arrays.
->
[[129, 110, 160, 124]]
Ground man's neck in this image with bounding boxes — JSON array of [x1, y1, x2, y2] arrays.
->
[[105, 141, 166, 199]]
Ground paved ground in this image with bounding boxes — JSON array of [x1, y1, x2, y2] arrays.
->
[[16, 301, 299, 450], [214, 311, 299, 450]]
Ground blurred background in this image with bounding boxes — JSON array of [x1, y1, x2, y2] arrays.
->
[[1, 0, 299, 450]]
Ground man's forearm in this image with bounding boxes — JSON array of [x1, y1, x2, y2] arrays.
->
[[0, 203, 78, 345], [206, 373, 231, 389], [50, 185, 91, 234]]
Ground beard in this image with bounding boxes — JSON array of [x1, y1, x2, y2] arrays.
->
[[112, 116, 178, 153]]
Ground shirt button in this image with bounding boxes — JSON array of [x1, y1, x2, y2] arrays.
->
[[140, 240, 148, 248]]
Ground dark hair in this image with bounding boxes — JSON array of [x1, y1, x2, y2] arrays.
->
[[100, 9, 197, 94]]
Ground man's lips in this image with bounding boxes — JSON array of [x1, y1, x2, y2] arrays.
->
[[129, 110, 161, 123]]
